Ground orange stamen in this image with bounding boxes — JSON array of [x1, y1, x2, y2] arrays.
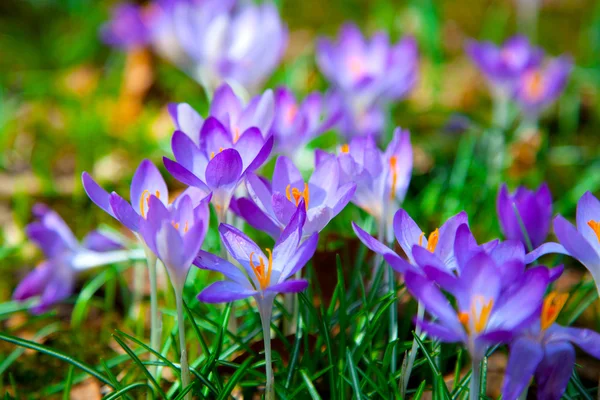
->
[[285, 105, 298, 124], [233, 127, 241, 143], [340, 144, 349, 154], [140, 189, 160, 218], [541, 292, 568, 330], [389, 156, 398, 200], [418, 229, 440, 253], [588, 220, 600, 243], [525, 71, 544, 101], [210, 147, 225, 160], [249, 248, 273, 291], [285, 183, 310, 209], [459, 296, 493, 334]]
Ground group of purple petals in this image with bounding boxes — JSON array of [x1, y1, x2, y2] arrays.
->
[[11, 2, 592, 399]]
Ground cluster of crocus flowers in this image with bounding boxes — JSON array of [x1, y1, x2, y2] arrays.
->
[[13, 204, 132, 314], [102, 0, 288, 95], [316, 23, 418, 137]]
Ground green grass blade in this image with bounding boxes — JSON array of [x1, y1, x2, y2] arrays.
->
[[216, 357, 254, 400], [103, 383, 152, 400], [345, 348, 362, 400]]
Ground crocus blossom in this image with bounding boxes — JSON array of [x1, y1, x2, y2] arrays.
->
[[466, 36, 543, 96], [238, 155, 356, 239], [324, 128, 412, 242], [100, 3, 153, 50], [13, 204, 126, 314], [174, 0, 287, 93], [270, 87, 341, 159], [316, 23, 418, 136], [404, 237, 551, 359], [503, 291, 600, 400], [164, 84, 274, 218], [140, 194, 209, 290], [497, 183, 552, 249], [513, 56, 572, 119]]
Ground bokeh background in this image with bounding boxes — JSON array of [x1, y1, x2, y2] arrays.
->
[[1, 0, 600, 397]]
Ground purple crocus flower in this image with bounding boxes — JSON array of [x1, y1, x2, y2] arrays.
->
[[404, 237, 551, 360], [466, 36, 543, 96], [238, 155, 356, 240], [139, 194, 209, 290], [497, 183, 552, 249], [322, 128, 412, 242], [164, 84, 274, 218], [100, 3, 152, 50], [174, 0, 288, 93], [502, 291, 600, 400], [13, 204, 124, 314], [270, 87, 341, 159], [352, 208, 468, 274], [513, 56, 572, 118], [316, 23, 418, 136]]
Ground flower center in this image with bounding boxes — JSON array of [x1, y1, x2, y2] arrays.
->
[[389, 156, 398, 200], [171, 221, 189, 233], [249, 248, 273, 291], [418, 228, 440, 253], [541, 291, 568, 330], [347, 55, 365, 79], [285, 105, 298, 125], [286, 183, 310, 209], [233, 127, 241, 143], [140, 189, 161, 218], [340, 144, 350, 154], [458, 296, 494, 334], [587, 220, 600, 243], [210, 147, 224, 160], [524, 71, 544, 101]]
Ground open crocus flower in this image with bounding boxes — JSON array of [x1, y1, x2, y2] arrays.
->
[[502, 291, 600, 400], [13, 204, 127, 314], [404, 246, 551, 360], [514, 56, 572, 119], [238, 155, 356, 239], [322, 128, 412, 242], [164, 84, 274, 218], [497, 183, 552, 250], [316, 23, 417, 136], [466, 36, 543, 95], [352, 209, 468, 274], [270, 87, 341, 159], [139, 194, 209, 291], [174, 0, 287, 93]]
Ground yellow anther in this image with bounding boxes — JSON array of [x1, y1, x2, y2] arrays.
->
[[418, 228, 440, 253], [285, 183, 310, 209], [233, 127, 241, 143], [389, 156, 398, 200], [459, 296, 494, 335], [249, 248, 273, 291], [541, 292, 568, 331], [210, 147, 225, 160], [171, 221, 189, 233], [285, 105, 298, 124], [340, 144, 350, 154], [140, 189, 160, 218], [588, 220, 600, 243], [525, 71, 544, 100]]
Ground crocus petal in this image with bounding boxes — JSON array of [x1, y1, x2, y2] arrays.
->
[[383, 253, 414, 274], [163, 157, 210, 191], [554, 215, 600, 284], [576, 191, 600, 254], [244, 135, 273, 174], [156, 221, 185, 275], [194, 250, 250, 286], [489, 240, 525, 265], [130, 159, 168, 215], [205, 149, 243, 189], [13, 262, 52, 301], [435, 211, 468, 269], [82, 172, 115, 217], [393, 209, 423, 264], [266, 279, 308, 294], [548, 325, 600, 359], [236, 197, 281, 239], [415, 319, 464, 343], [280, 232, 319, 280], [272, 156, 303, 195], [503, 336, 544, 400], [535, 341, 575, 400], [524, 242, 570, 264], [109, 193, 141, 232], [198, 280, 257, 303], [34, 205, 78, 250], [210, 84, 242, 125], [304, 206, 333, 235], [272, 192, 298, 226], [272, 203, 306, 270], [332, 182, 356, 214], [172, 130, 208, 179], [352, 222, 395, 256], [413, 245, 452, 273], [218, 223, 266, 284], [239, 89, 275, 135], [32, 275, 74, 315], [309, 157, 340, 206], [246, 173, 275, 215], [199, 117, 233, 156], [234, 127, 267, 170], [422, 265, 460, 293], [168, 102, 204, 146], [82, 231, 123, 252], [25, 223, 68, 259]]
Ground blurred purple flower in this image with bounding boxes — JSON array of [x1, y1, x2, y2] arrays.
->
[[13, 204, 124, 314], [503, 291, 600, 400], [174, 0, 287, 93], [321, 128, 412, 241], [497, 183, 552, 249], [316, 23, 418, 136], [513, 56, 572, 118], [404, 232, 551, 359], [164, 84, 274, 216], [139, 194, 210, 290], [196, 204, 317, 304], [100, 3, 152, 50], [270, 87, 341, 158], [466, 36, 543, 96], [238, 155, 356, 240]]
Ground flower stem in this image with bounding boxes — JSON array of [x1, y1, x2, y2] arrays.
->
[[470, 358, 482, 400], [259, 300, 275, 400], [142, 246, 161, 381], [217, 206, 238, 334], [175, 291, 192, 400], [401, 301, 425, 395]]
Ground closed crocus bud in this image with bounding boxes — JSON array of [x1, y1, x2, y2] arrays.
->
[[497, 183, 552, 249]]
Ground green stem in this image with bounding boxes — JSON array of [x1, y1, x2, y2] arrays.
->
[[143, 246, 161, 382], [175, 291, 191, 400], [259, 300, 275, 400], [402, 301, 425, 394], [470, 358, 481, 400]]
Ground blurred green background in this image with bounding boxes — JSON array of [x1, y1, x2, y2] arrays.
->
[[1, 0, 600, 396]]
